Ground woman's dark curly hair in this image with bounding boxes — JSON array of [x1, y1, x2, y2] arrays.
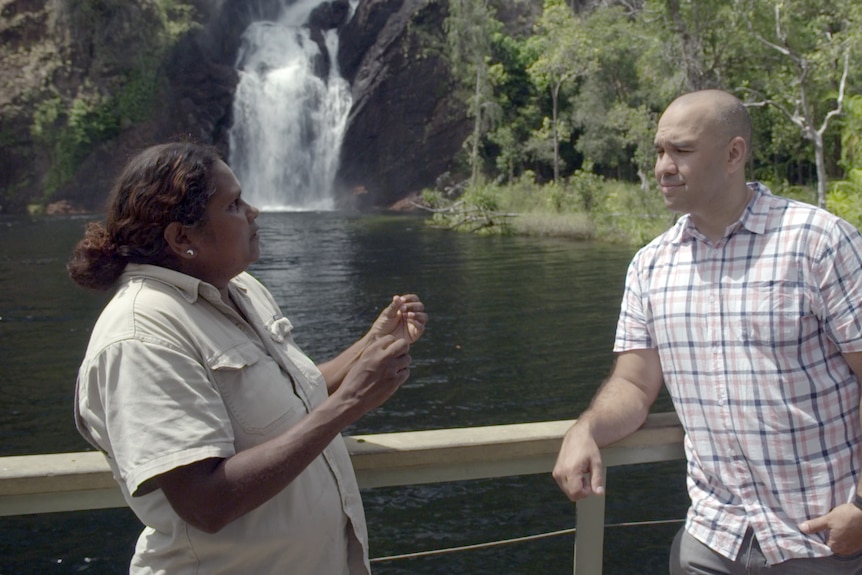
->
[[68, 142, 222, 291]]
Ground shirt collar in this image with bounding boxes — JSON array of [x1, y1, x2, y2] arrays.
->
[[119, 264, 248, 304], [672, 182, 772, 245], [739, 181, 772, 235]]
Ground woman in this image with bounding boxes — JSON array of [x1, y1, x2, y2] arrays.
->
[[68, 142, 427, 574]]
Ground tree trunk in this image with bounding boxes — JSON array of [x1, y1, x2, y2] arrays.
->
[[813, 131, 827, 208], [552, 80, 561, 183], [470, 64, 483, 188]]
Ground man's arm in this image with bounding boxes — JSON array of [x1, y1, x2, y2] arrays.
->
[[553, 347, 664, 500]]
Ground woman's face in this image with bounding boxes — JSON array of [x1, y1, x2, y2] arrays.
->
[[186, 160, 260, 288]]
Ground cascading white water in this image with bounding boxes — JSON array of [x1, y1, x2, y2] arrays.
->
[[228, 0, 353, 211]]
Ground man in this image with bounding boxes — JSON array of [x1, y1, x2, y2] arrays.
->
[[553, 89, 862, 573]]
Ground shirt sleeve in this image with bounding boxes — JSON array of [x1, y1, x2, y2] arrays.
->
[[83, 339, 236, 496], [814, 217, 862, 352], [614, 250, 655, 352]]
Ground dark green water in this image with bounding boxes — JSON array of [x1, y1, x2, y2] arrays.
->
[[0, 212, 686, 574]]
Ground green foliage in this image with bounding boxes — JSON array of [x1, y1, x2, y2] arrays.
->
[[420, 189, 447, 210], [116, 56, 164, 125], [645, 0, 740, 91], [730, 0, 862, 205], [827, 94, 862, 227], [28, 0, 199, 200], [432, 0, 862, 241], [442, 0, 862, 213], [569, 6, 658, 177], [827, 171, 862, 228], [542, 170, 606, 212], [422, 170, 672, 245], [510, 211, 594, 239], [838, 95, 862, 172], [485, 171, 545, 212], [591, 180, 674, 246], [445, 0, 505, 185], [525, 1, 587, 91], [523, 0, 600, 181], [764, 181, 818, 205], [31, 95, 120, 197], [30, 98, 63, 140], [155, 0, 200, 40]]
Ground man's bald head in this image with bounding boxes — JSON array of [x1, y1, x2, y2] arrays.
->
[[664, 90, 752, 159]]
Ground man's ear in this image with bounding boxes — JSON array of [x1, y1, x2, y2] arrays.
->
[[164, 222, 195, 259], [727, 136, 747, 174]]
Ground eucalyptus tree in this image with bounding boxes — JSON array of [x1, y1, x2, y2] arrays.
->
[[525, 0, 598, 182], [733, 0, 860, 208]]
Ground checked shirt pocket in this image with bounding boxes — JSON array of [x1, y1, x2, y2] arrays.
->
[[739, 282, 806, 346]]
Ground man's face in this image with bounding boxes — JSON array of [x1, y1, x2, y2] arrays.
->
[[653, 101, 731, 218]]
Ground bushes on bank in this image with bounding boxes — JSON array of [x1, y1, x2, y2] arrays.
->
[[421, 172, 673, 246]]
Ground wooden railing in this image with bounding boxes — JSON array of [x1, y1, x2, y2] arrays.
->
[[0, 412, 685, 574]]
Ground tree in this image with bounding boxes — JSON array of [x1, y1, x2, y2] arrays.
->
[[644, 0, 738, 91], [484, 30, 538, 184], [568, 5, 660, 186], [734, 0, 859, 207], [446, 0, 503, 188], [525, 0, 597, 182]]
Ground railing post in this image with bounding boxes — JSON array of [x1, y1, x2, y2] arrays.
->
[[573, 489, 606, 575]]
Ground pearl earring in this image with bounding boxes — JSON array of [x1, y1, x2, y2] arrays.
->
[[186, 249, 195, 256]]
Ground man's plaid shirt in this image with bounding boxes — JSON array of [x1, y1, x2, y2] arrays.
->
[[615, 183, 862, 565]]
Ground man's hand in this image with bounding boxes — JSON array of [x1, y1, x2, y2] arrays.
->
[[800, 502, 862, 556], [552, 423, 605, 501]]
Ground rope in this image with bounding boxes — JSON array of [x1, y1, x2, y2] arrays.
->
[[370, 518, 685, 563]]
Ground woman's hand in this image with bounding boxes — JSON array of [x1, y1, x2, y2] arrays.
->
[[369, 294, 427, 344], [318, 295, 426, 395], [337, 335, 412, 412]]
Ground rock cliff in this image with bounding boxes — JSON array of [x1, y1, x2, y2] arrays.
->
[[336, 0, 469, 208], [0, 0, 169, 212]]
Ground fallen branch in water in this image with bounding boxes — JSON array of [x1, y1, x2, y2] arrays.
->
[[412, 201, 518, 233]]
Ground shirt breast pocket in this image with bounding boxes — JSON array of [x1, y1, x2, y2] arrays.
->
[[739, 282, 807, 346], [208, 341, 301, 436]]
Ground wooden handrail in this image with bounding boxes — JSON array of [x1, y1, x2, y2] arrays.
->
[[0, 412, 685, 574], [0, 412, 683, 504]]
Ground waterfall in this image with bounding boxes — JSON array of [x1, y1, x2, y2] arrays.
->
[[228, 0, 353, 211]]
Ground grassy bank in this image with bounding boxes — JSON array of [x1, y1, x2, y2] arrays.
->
[[421, 175, 824, 247], [421, 173, 670, 246]]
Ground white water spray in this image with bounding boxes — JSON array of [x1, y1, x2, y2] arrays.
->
[[229, 0, 352, 211]]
